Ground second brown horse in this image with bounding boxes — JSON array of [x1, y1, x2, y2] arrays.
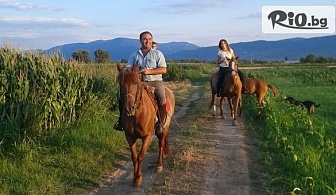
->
[[242, 78, 279, 115]]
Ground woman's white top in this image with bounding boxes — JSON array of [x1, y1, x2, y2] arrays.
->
[[218, 49, 233, 68]]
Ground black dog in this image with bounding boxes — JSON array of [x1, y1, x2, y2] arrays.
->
[[285, 97, 320, 115]]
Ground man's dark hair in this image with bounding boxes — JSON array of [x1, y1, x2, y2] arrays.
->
[[140, 31, 153, 40]]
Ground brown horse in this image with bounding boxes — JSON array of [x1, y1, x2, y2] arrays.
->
[[116, 62, 175, 187], [209, 57, 242, 125], [242, 78, 279, 115]]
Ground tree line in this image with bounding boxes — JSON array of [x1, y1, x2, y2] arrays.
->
[[71, 49, 336, 64], [299, 54, 336, 63], [72, 48, 111, 63]]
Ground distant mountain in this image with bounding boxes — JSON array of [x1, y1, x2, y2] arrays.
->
[[44, 35, 336, 61], [45, 38, 199, 61], [231, 35, 336, 61], [166, 35, 336, 61]]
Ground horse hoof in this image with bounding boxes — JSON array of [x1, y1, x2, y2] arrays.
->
[[221, 115, 226, 119], [133, 176, 142, 187], [157, 166, 163, 173], [232, 120, 238, 126]]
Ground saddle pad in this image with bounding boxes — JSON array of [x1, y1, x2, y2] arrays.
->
[[166, 98, 171, 111]]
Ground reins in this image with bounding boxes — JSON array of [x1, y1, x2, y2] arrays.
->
[[123, 81, 144, 111]]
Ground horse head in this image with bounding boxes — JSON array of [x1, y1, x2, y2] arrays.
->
[[117, 62, 143, 116], [228, 56, 239, 77]]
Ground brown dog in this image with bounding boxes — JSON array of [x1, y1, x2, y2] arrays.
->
[[285, 96, 320, 114]]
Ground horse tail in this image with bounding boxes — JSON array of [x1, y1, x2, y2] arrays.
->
[[268, 85, 279, 98], [315, 104, 320, 108], [163, 134, 170, 156]]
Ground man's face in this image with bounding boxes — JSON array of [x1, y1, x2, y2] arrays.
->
[[141, 33, 152, 50]]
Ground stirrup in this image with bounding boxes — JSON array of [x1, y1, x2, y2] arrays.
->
[[113, 121, 123, 131]]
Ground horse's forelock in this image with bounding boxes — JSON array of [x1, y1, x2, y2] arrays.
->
[[229, 58, 239, 71], [117, 68, 140, 85]]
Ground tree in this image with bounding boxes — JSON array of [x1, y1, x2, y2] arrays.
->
[[305, 54, 317, 63], [94, 49, 111, 63], [316, 56, 327, 63], [72, 50, 90, 63]]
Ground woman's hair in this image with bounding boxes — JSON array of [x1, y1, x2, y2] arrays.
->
[[218, 39, 232, 53]]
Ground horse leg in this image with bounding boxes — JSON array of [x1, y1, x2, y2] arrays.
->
[[134, 135, 152, 187], [256, 93, 265, 116], [228, 98, 234, 118], [211, 94, 217, 116], [228, 98, 237, 125], [157, 132, 167, 172], [126, 136, 139, 186], [238, 96, 243, 117], [220, 97, 226, 119], [232, 96, 241, 126]]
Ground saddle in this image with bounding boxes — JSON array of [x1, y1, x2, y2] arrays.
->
[[143, 83, 171, 112]]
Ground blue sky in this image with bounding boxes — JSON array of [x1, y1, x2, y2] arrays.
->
[[1, 0, 335, 50]]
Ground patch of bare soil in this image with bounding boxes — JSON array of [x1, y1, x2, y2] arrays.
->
[[88, 85, 266, 195]]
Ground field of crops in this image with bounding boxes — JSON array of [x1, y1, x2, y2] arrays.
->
[[0, 47, 335, 194]]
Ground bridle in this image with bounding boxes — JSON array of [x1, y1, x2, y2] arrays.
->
[[229, 59, 239, 76], [123, 80, 144, 113]]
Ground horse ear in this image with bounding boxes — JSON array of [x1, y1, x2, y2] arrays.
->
[[116, 61, 123, 72], [132, 61, 139, 72], [235, 56, 239, 60]]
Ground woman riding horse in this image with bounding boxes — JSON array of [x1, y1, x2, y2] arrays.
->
[[216, 39, 235, 96], [210, 57, 242, 125]]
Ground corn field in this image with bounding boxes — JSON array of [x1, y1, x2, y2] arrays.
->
[[0, 47, 95, 146]]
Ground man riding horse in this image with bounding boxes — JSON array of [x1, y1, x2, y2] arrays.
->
[[114, 31, 167, 135]]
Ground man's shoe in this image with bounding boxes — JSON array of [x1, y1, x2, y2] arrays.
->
[[113, 121, 123, 131]]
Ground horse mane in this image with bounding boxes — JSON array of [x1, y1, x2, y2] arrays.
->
[[117, 67, 141, 85]]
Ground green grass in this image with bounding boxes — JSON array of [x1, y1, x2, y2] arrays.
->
[[0, 95, 127, 194], [1, 60, 336, 194], [241, 64, 336, 194], [0, 60, 203, 194]]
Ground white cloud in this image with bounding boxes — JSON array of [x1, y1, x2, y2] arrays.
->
[[145, 0, 233, 15], [0, 0, 62, 11], [236, 10, 262, 19], [0, 16, 92, 28]]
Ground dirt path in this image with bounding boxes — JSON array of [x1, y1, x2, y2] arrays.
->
[[88, 85, 265, 195]]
